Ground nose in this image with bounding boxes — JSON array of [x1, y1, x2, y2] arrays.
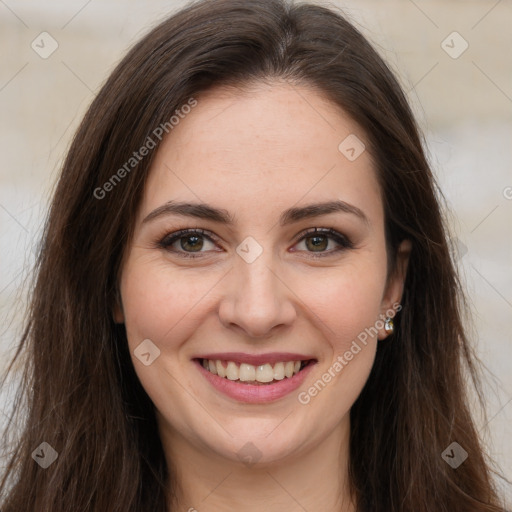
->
[[218, 251, 297, 339]]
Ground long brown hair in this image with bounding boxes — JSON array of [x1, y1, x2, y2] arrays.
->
[[0, 0, 507, 510]]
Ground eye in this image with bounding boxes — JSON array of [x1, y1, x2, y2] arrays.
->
[[292, 227, 354, 257], [158, 229, 220, 259], [157, 227, 353, 259]]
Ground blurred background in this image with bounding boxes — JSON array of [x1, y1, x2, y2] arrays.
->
[[1, 0, 511, 503]]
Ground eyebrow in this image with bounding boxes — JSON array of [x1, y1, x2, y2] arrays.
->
[[142, 199, 369, 227]]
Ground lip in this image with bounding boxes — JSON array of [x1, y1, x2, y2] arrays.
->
[[194, 358, 317, 403], [193, 352, 315, 366]]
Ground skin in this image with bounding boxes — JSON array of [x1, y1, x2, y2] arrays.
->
[[114, 81, 411, 511]]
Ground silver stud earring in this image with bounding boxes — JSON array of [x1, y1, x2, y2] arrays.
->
[[384, 317, 394, 335]]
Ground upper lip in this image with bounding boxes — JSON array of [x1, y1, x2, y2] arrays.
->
[[194, 352, 316, 366]]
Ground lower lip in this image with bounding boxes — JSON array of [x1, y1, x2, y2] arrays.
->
[[194, 360, 316, 403]]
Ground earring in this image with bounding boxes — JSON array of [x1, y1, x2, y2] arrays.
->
[[384, 317, 394, 335]]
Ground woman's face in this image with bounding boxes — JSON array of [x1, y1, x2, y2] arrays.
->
[[116, 81, 409, 466]]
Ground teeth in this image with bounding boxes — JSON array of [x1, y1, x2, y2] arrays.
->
[[216, 360, 226, 378], [284, 361, 294, 378], [256, 363, 274, 382], [208, 360, 217, 375], [226, 361, 238, 380], [202, 358, 307, 383], [273, 362, 285, 380], [239, 363, 256, 382]]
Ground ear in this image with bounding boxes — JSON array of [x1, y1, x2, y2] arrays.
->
[[378, 239, 411, 340]]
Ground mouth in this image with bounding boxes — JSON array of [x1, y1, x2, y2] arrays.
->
[[193, 355, 317, 403], [196, 358, 315, 386]]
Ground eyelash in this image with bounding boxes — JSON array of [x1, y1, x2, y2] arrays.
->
[[157, 227, 354, 259]]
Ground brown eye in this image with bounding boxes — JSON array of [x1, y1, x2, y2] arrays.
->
[[178, 234, 204, 252], [304, 234, 329, 252], [158, 229, 219, 258], [294, 228, 354, 257]]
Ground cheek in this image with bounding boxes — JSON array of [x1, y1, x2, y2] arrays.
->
[[118, 255, 215, 415], [119, 252, 216, 349], [300, 255, 387, 346], [293, 257, 386, 407]]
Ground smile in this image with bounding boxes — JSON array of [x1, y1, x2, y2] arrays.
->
[[200, 358, 311, 385], [193, 355, 317, 403]]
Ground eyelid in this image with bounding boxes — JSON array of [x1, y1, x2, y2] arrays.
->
[[159, 228, 221, 246], [292, 227, 353, 246]]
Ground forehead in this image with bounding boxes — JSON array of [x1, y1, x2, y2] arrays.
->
[[140, 81, 383, 228]]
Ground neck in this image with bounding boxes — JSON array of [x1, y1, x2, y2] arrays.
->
[[159, 415, 356, 512]]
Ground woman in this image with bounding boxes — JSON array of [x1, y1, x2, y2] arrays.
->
[[0, 0, 507, 510]]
